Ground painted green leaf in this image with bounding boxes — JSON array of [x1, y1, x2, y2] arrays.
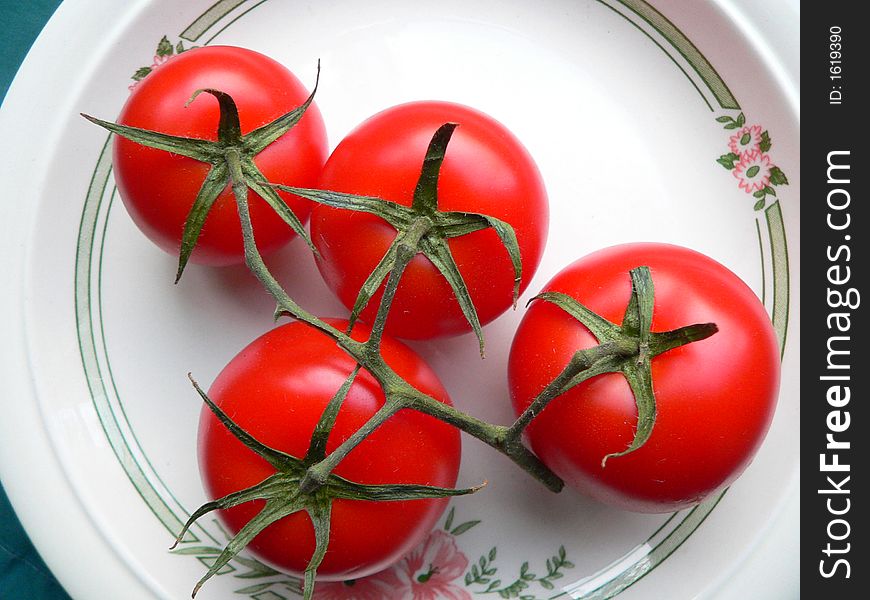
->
[[489, 547, 497, 561], [764, 185, 777, 196], [451, 520, 481, 536], [444, 506, 455, 531], [156, 35, 173, 56], [233, 555, 282, 578], [724, 123, 740, 130], [715, 115, 733, 123], [235, 582, 279, 594], [740, 133, 751, 145], [171, 545, 221, 556], [132, 66, 152, 81], [736, 112, 746, 126], [176, 40, 185, 54], [754, 198, 766, 211], [759, 130, 772, 152], [770, 166, 789, 185], [198, 555, 236, 574], [259, 591, 291, 600], [753, 190, 766, 199], [716, 153, 738, 170], [540, 579, 555, 590]]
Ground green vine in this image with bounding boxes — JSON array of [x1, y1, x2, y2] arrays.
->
[[85, 72, 718, 599]]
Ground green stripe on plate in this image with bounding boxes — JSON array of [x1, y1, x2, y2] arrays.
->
[[181, 0, 247, 41], [765, 201, 790, 355], [614, 0, 739, 109]]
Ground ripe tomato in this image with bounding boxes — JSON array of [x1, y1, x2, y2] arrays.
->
[[311, 101, 548, 339], [113, 46, 327, 265], [198, 319, 461, 579], [508, 244, 780, 513]]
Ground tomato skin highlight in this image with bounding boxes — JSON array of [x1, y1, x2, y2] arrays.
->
[[311, 101, 549, 339], [198, 319, 461, 579], [113, 46, 328, 265], [508, 243, 780, 513]]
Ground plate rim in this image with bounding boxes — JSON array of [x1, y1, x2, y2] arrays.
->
[[0, 1, 799, 599]]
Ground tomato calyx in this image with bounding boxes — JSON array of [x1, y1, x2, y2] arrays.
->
[[507, 266, 718, 465], [81, 62, 322, 281], [271, 122, 523, 357], [177, 373, 479, 599], [235, 155, 564, 500]]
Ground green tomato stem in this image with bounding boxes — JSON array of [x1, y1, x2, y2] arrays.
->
[[406, 392, 564, 492], [299, 398, 405, 495], [225, 148, 345, 341], [228, 145, 564, 492], [364, 217, 432, 352], [505, 340, 634, 441]]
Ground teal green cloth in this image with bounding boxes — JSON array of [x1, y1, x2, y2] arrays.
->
[[0, 487, 71, 599], [0, 0, 63, 100], [2, 4, 73, 599]]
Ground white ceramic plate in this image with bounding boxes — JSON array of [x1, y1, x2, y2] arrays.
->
[[0, 1, 798, 599]]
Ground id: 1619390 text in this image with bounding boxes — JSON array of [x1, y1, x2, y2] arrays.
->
[[829, 26, 843, 105]]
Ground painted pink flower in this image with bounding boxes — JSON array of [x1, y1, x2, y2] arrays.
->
[[728, 124, 763, 156], [391, 530, 471, 600], [150, 53, 171, 70], [128, 54, 174, 91], [733, 150, 772, 193], [313, 569, 401, 600]]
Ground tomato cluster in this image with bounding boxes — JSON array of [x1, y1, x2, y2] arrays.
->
[[91, 44, 781, 598]]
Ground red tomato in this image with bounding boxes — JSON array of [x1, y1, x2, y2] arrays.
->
[[198, 319, 461, 579], [114, 46, 327, 265], [311, 101, 548, 339], [508, 244, 780, 513]]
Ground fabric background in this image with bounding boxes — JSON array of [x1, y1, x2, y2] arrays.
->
[[1, 2, 73, 598]]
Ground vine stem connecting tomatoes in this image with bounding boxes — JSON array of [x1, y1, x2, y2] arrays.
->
[[85, 57, 729, 599], [188, 102, 715, 596]]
